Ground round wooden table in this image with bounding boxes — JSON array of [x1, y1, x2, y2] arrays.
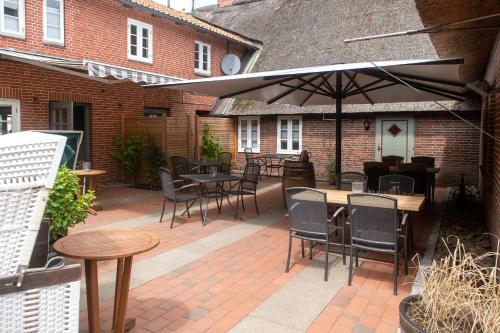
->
[[54, 230, 160, 333], [71, 169, 107, 213]]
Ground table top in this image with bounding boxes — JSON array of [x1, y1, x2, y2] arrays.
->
[[260, 153, 293, 159], [388, 166, 440, 174], [71, 169, 107, 176], [322, 189, 425, 212], [181, 173, 242, 183], [53, 229, 160, 261], [191, 160, 220, 166]]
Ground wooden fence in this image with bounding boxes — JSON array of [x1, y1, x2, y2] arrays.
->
[[195, 116, 236, 159]]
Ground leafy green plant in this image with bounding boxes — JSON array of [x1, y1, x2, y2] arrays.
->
[[201, 123, 222, 161], [44, 166, 95, 241], [144, 137, 166, 190], [321, 138, 336, 183], [112, 134, 142, 185]]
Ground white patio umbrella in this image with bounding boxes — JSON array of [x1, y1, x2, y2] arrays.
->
[[144, 58, 466, 186]]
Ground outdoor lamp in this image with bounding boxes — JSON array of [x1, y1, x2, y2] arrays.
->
[[363, 119, 371, 131]]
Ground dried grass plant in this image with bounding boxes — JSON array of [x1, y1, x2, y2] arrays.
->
[[409, 237, 500, 332]]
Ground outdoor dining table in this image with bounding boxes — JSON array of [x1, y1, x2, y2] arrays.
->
[[181, 173, 243, 225], [260, 153, 293, 176], [388, 166, 441, 174], [322, 189, 426, 211], [190, 159, 220, 173], [71, 169, 107, 214], [53, 229, 159, 333]]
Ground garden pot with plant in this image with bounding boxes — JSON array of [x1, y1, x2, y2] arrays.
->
[[201, 123, 222, 161], [44, 166, 95, 242], [400, 238, 499, 333]]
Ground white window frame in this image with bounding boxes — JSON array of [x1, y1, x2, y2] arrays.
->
[[276, 116, 302, 154], [127, 18, 153, 64], [0, 98, 21, 134], [238, 116, 260, 153], [0, 0, 25, 38], [194, 40, 211, 76], [43, 0, 64, 45]]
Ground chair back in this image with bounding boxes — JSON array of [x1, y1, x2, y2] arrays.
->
[[159, 167, 176, 200], [363, 162, 388, 192], [244, 148, 256, 164], [242, 163, 260, 191], [411, 156, 435, 168], [218, 152, 232, 174], [379, 174, 415, 195], [285, 187, 328, 236], [382, 155, 404, 166], [171, 155, 189, 179], [399, 163, 427, 195], [347, 193, 398, 247], [336, 172, 367, 191]]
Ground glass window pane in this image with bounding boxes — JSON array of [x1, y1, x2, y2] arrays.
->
[[4, 1, 19, 17], [251, 120, 258, 148], [203, 62, 208, 71], [47, 12, 60, 26], [240, 120, 247, 147], [130, 45, 137, 56], [47, 0, 60, 10], [4, 16, 18, 30], [292, 141, 299, 150], [281, 140, 288, 150], [130, 33, 137, 46], [130, 24, 137, 37], [142, 47, 148, 58], [47, 26, 60, 39]]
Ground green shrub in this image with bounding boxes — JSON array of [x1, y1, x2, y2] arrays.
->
[[44, 166, 95, 241], [201, 123, 222, 161], [144, 137, 166, 190], [112, 134, 142, 184]]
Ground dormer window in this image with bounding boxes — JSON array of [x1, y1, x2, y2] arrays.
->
[[127, 19, 153, 63], [0, 0, 25, 38], [195, 41, 211, 76]]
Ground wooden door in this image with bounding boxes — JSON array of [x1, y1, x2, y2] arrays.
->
[[375, 116, 415, 162]]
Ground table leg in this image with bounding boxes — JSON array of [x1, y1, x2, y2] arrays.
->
[[114, 256, 134, 333], [85, 260, 100, 333], [112, 259, 124, 329]]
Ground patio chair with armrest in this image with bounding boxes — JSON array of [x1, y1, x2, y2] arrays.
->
[[218, 152, 232, 175], [336, 172, 367, 191], [244, 148, 265, 177], [285, 187, 345, 281], [382, 155, 404, 166], [159, 168, 201, 229], [170, 156, 200, 181], [399, 163, 430, 209], [225, 163, 261, 218], [412, 156, 436, 204], [346, 193, 409, 295], [363, 162, 389, 192], [379, 174, 415, 195]]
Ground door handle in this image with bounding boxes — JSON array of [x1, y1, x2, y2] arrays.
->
[[377, 145, 382, 151]]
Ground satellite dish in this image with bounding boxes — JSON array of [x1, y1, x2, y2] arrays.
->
[[221, 54, 241, 75]]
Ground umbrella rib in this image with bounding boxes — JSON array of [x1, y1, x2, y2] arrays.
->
[[266, 74, 324, 104], [300, 72, 335, 106], [343, 72, 359, 95], [296, 77, 334, 96], [343, 72, 374, 104], [220, 74, 309, 99], [278, 83, 333, 98], [363, 69, 465, 87], [344, 82, 398, 97], [345, 77, 384, 96], [320, 73, 337, 96]]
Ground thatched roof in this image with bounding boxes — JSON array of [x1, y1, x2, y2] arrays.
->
[[195, 0, 484, 115]]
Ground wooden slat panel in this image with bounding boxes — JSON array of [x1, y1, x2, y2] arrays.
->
[[196, 116, 235, 160]]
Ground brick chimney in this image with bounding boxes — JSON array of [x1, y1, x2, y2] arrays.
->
[[218, 0, 233, 7]]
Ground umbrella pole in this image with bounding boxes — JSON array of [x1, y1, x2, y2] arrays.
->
[[335, 71, 342, 190]]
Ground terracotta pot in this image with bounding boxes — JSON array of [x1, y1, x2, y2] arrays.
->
[[399, 295, 427, 333]]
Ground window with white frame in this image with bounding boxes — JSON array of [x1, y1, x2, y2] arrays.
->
[[194, 41, 211, 76], [128, 19, 152, 63], [43, 0, 64, 45], [238, 116, 260, 152], [277, 116, 302, 154], [0, 0, 25, 38]]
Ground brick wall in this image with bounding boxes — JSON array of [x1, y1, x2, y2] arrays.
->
[[235, 113, 481, 186], [0, 60, 212, 182], [0, 0, 247, 79]]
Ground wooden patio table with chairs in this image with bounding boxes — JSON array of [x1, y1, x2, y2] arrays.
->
[[53, 229, 160, 333], [259, 153, 293, 176], [71, 169, 107, 214]]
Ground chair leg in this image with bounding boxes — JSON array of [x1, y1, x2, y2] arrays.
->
[[234, 192, 240, 219], [301, 239, 305, 258], [285, 234, 292, 273], [185, 201, 191, 218], [170, 202, 177, 229], [159, 200, 166, 223], [309, 241, 313, 260], [324, 241, 329, 281], [342, 226, 346, 265], [254, 193, 259, 215], [348, 246, 353, 286], [355, 248, 359, 268], [394, 253, 399, 295], [404, 241, 409, 276], [241, 194, 246, 211]]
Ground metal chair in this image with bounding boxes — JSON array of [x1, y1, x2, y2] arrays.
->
[[244, 148, 265, 177], [347, 193, 409, 295], [363, 162, 389, 192], [412, 156, 436, 204], [170, 156, 199, 181], [218, 152, 232, 175], [159, 168, 200, 228], [336, 172, 367, 191], [225, 163, 261, 217], [382, 155, 404, 166], [379, 174, 415, 195], [285, 187, 345, 281], [399, 163, 430, 208]]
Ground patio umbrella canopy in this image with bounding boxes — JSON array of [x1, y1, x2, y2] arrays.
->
[[145, 58, 466, 186]]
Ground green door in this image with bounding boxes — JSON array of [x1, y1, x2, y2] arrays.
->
[[375, 115, 415, 162]]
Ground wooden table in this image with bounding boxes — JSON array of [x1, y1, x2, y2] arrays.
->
[[54, 230, 160, 333], [71, 169, 107, 214], [388, 166, 440, 174], [322, 189, 425, 212]]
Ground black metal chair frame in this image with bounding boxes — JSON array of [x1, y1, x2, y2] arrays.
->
[[244, 148, 266, 178], [284, 187, 346, 281], [382, 155, 404, 166], [225, 163, 261, 218], [379, 174, 415, 196], [363, 162, 389, 192], [159, 167, 201, 229], [412, 156, 436, 205], [170, 155, 200, 181], [346, 193, 409, 295], [336, 172, 367, 191]]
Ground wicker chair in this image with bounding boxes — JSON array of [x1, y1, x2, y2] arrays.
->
[[336, 172, 367, 191], [285, 187, 345, 281], [363, 162, 388, 192], [347, 193, 409, 295], [0, 131, 81, 331], [412, 156, 436, 204], [243, 148, 265, 177], [225, 163, 261, 218], [382, 155, 404, 167], [170, 156, 199, 181], [379, 175, 415, 196], [218, 152, 232, 175]]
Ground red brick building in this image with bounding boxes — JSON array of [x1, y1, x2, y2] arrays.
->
[[0, 0, 261, 181]]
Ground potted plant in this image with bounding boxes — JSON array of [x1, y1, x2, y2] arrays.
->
[[201, 123, 222, 161], [321, 138, 336, 184], [44, 166, 95, 241], [112, 134, 142, 186], [144, 137, 166, 191], [400, 238, 499, 333]]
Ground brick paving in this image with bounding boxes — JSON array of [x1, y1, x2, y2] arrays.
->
[[72, 180, 443, 333]]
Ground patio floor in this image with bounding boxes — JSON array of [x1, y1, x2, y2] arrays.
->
[[71, 178, 442, 333]]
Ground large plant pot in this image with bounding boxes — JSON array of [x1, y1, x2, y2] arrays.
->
[[399, 295, 427, 333]]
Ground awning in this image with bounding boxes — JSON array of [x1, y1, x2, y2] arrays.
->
[[0, 48, 180, 84]]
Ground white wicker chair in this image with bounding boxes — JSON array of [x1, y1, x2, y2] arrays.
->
[[0, 132, 81, 332]]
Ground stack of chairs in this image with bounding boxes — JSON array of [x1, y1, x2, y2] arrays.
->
[[0, 131, 81, 333]]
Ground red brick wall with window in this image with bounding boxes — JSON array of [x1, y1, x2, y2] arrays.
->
[[235, 113, 481, 186]]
